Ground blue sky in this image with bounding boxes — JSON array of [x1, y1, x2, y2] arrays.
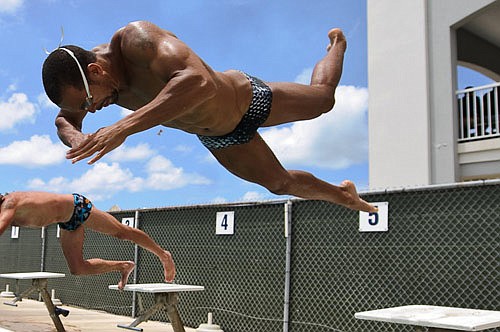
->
[[0, 0, 493, 210]]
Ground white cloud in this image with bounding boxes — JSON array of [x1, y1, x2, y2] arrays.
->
[[174, 144, 194, 153], [241, 191, 266, 201], [28, 156, 211, 201], [211, 196, 227, 204], [71, 162, 144, 194], [145, 155, 211, 190], [294, 67, 313, 85], [260, 84, 369, 170], [107, 143, 156, 162], [27, 162, 144, 201], [37, 93, 58, 110], [0, 0, 23, 14], [120, 107, 133, 117], [202, 152, 217, 163], [0, 93, 37, 131], [0, 135, 66, 167]]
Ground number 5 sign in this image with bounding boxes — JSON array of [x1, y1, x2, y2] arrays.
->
[[216, 211, 234, 235], [359, 202, 389, 232]]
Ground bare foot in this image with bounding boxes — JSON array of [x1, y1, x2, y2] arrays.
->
[[327, 28, 347, 52], [118, 261, 135, 290], [160, 251, 176, 282], [339, 180, 378, 213]]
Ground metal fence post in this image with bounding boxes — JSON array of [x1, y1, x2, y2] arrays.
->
[[132, 209, 140, 318], [40, 226, 46, 272], [283, 200, 293, 332]]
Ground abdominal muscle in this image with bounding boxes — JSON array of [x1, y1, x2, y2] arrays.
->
[[163, 70, 253, 136]]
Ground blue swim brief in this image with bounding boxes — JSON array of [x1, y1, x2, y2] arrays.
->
[[58, 193, 93, 231], [197, 72, 273, 150]]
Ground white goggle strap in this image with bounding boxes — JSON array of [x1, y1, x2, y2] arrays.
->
[[58, 47, 91, 97]]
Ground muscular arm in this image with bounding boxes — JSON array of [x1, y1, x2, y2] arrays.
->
[[56, 109, 88, 148], [118, 70, 216, 136], [68, 21, 217, 164], [118, 22, 217, 134]]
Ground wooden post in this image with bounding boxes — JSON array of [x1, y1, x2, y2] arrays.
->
[[34, 279, 66, 332]]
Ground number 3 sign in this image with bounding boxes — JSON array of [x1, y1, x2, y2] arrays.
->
[[359, 202, 389, 232], [216, 211, 235, 235]]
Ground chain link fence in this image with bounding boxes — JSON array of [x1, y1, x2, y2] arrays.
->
[[0, 181, 498, 332]]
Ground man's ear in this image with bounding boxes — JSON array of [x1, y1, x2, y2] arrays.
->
[[87, 63, 103, 78]]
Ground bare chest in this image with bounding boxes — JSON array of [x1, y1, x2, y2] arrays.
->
[[117, 70, 164, 110], [115, 68, 252, 135]]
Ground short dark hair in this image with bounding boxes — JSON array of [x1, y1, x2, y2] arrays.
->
[[42, 45, 96, 105]]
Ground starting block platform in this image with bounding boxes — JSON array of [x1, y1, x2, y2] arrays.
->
[[109, 283, 204, 332], [355, 305, 500, 331], [0, 272, 67, 332]]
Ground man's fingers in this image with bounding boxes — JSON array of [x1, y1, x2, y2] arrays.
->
[[66, 128, 124, 164], [67, 137, 106, 163], [67, 136, 96, 158], [70, 144, 101, 161], [87, 152, 104, 165], [86, 142, 119, 165]]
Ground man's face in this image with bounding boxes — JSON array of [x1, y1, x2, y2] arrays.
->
[[59, 85, 94, 113], [59, 84, 118, 113]]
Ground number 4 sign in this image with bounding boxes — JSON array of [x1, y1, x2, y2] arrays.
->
[[216, 211, 234, 235], [359, 202, 389, 232]]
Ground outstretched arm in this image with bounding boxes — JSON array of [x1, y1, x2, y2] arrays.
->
[[56, 109, 88, 148], [67, 21, 217, 164]]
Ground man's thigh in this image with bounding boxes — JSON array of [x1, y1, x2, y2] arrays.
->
[[264, 82, 333, 126], [84, 209, 124, 236], [209, 133, 290, 187], [60, 227, 85, 266]]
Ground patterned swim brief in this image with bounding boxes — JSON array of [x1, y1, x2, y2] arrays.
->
[[197, 72, 273, 150], [58, 193, 93, 231]]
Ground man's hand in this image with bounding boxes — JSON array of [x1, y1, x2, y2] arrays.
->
[[68, 133, 90, 149], [66, 126, 126, 164]]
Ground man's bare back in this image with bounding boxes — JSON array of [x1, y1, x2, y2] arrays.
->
[[0, 192, 74, 229]]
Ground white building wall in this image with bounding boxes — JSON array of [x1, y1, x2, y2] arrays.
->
[[368, 0, 496, 189], [368, 0, 430, 189]]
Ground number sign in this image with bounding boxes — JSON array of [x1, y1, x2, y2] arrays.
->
[[121, 217, 136, 228], [11, 226, 19, 239], [216, 211, 234, 235], [359, 202, 389, 232]]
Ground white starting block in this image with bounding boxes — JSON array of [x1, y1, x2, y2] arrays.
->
[[355, 305, 500, 331], [0, 272, 67, 332], [0, 284, 15, 298], [109, 283, 204, 332], [0, 327, 14, 332]]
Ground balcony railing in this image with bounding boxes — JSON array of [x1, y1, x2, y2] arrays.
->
[[457, 82, 500, 142]]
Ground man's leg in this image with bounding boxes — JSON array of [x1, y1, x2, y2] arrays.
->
[[210, 133, 376, 212], [60, 227, 135, 289], [263, 28, 347, 126], [83, 209, 176, 283]]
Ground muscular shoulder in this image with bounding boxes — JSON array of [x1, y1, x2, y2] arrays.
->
[[114, 21, 185, 66], [1, 193, 18, 210]]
